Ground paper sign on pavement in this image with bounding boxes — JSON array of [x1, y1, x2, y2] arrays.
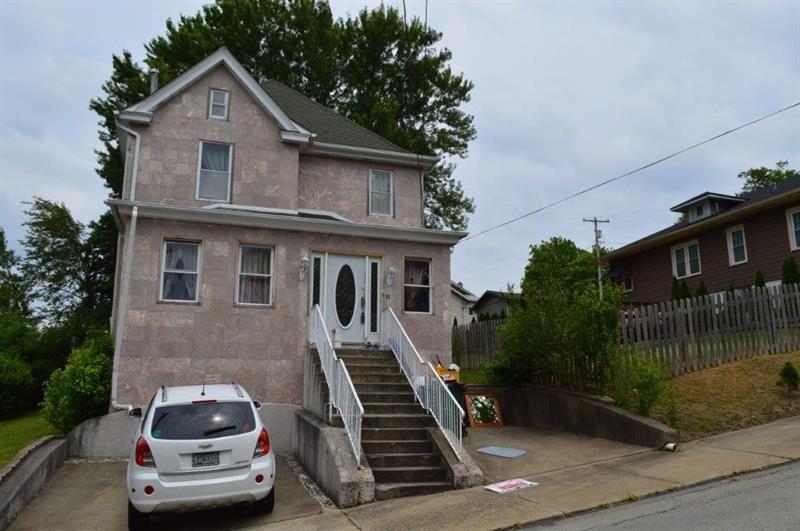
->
[[484, 478, 538, 493]]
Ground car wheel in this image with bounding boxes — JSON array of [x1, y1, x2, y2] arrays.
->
[[253, 487, 275, 514], [128, 501, 149, 530]]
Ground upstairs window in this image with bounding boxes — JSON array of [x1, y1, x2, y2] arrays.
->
[[208, 89, 229, 120], [197, 141, 232, 201], [404, 259, 431, 313], [726, 225, 748, 266], [237, 245, 273, 306], [160, 241, 201, 302], [369, 170, 393, 216], [672, 241, 701, 279], [788, 207, 800, 251], [623, 275, 634, 293]]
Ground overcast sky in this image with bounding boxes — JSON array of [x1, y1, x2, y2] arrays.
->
[[1, 1, 798, 295]]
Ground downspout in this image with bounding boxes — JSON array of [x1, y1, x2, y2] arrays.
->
[[111, 123, 141, 411]]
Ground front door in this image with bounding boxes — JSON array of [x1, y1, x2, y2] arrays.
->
[[310, 253, 381, 344]]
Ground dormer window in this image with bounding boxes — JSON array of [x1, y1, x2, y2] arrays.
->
[[208, 89, 229, 120]]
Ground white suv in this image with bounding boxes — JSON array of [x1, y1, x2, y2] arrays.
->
[[126, 384, 275, 530]]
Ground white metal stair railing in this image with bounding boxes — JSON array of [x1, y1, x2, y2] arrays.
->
[[381, 308, 464, 458], [307, 304, 364, 462]]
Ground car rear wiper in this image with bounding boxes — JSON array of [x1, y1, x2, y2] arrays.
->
[[204, 425, 236, 436]]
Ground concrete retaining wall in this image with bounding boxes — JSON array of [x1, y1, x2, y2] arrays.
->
[[0, 437, 67, 530], [292, 410, 374, 508], [68, 403, 299, 458], [481, 386, 677, 448]]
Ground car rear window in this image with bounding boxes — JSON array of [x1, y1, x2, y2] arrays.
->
[[149, 401, 256, 440]]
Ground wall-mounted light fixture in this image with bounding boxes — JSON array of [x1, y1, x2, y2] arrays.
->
[[299, 255, 311, 280], [386, 265, 397, 287]]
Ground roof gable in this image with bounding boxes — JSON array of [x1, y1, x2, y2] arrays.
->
[[119, 48, 307, 141]]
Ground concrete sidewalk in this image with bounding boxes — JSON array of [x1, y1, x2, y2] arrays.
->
[[332, 415, 800, 531]]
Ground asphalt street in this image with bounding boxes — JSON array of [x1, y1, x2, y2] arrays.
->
[[530, 461, 800, 530]]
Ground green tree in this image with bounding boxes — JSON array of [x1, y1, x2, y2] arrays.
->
[[782, 257, 800, 285], [777, 362, 799, 397], [520, 237, 598, 299], [738, 160, 798, 195], [754, 270, 766, 288], [0, 228, 31, 315], [20, 199, 115, 327], [90, 0, 475, 230]]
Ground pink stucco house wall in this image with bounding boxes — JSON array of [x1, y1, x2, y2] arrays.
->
[[108, 48, 465, 411]]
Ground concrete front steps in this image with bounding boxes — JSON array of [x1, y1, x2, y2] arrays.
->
[[335, 347, 452, 500]]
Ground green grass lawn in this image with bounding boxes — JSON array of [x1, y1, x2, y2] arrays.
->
[[0, 411, 58, 468]]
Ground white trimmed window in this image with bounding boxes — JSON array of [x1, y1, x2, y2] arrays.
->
[[726, 225, 747, 266], [197, 141, 232, 201], [209, 89, 229, 120], [672, 240, 701, 279], [160, 241, 201, 302], [237, 245, 272, 305], [623, 276, 634, 293], [403, 258, 431, 313], [788, 207, 800, 251], [369, 170, 393, 216]]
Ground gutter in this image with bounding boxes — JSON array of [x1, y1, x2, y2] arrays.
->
[[109, 123, 141, 412], [107, 199, 468, 245], [110, 206, 138, 412], [304, 141, 440, 170]]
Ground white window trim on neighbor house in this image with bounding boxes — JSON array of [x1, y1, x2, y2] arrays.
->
[[196, 141, 233, 202], [787, 206, 800, 251], [671, 240, 701, 279], [235, 244, 274, 307], [726, 224, 748, 266], [208, 89, 230, 120], [623, 276, 634, 293], [159, 240, 202, 303], [369, 169, 394, 217], [403, 257, 433, 314]]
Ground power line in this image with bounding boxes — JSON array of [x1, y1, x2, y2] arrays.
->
[[458, 101, 800, 244]]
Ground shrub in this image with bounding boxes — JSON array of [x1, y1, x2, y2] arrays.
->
[[782, 257, 800, 285], [695, 281, 708, 298], [777, 362, 799, 397], [0, 352, 35, 418], [610, 356, 667, 416], [754, 270, 766, 288], [43, 330, 112, 432]]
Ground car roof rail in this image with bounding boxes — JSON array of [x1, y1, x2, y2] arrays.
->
[[231, 382, 244, 398], [160, 385, 167, 403]]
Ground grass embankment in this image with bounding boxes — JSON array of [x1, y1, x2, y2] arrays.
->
[[651, 351, 800, 441], [0, 411, 58, 467], [460, 368, 490, 386]]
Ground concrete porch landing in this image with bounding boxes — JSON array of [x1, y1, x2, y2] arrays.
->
[[463, 426, 650, 483]]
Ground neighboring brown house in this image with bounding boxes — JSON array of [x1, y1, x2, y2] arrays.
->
[[108, 48, 465, 414], [605, 176, 800, 304], [471, 290, 516, 319]]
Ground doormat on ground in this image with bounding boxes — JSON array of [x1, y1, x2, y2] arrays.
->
[[476, 446, 527, 458], [484, 479, 538, 493]]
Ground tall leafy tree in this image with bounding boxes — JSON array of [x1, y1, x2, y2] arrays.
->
[[90, 0, 475, 229], [738, 160, 798, 195]]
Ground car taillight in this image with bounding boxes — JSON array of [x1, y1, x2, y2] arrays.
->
[[135, 437, 156, 467], [253, 428, 270, 458]]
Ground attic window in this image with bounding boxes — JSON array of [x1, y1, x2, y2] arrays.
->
[[209, 90, 229, 120]]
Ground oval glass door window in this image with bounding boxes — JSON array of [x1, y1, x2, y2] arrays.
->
[[335, 265, 356, 327]]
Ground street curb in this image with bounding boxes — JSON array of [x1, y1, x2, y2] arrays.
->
[[0, 436, 68, 530], [503, 456, 800, 530]]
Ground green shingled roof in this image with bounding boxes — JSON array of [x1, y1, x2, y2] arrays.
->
[[261, 79, 408, 153]]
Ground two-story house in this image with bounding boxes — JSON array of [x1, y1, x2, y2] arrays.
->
[[108, 48, 465, 416], [605, 176, 800, 304]]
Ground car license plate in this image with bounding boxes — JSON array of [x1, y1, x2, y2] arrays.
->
[[192, 451, 219, 467]]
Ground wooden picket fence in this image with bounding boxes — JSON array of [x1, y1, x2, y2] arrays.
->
[[621, 284, 800, 376], [452, 319, 505, 370]]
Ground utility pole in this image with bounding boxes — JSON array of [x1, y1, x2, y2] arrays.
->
[[583, 217, 610, 299]]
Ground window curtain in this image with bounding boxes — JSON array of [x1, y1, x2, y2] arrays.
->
[[199, 143, 230, 200], [371, 171, 392, 214], [404, 260, 431, 312], [238, 247, 271, 304], [163, 243, 198, 301], [793, 213, 800, 246]]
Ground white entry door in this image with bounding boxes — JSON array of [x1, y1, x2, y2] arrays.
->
[[310, 253, 381, 345]]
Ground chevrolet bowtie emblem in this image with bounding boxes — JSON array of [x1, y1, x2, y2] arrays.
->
[[198, 442, 213, 449]]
